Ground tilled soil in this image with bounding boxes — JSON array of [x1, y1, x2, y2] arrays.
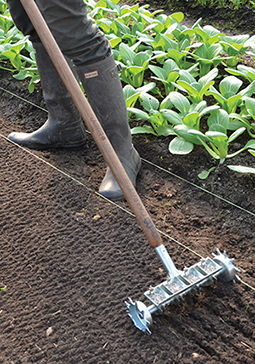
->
[[0, 38, 255, 364]]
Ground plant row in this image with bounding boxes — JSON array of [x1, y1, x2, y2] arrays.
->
[[1, 0, 255, 174]]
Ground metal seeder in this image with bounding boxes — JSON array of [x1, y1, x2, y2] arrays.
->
[[126, 247, 240, 334]]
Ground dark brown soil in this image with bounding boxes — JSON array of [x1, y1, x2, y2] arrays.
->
[[144, 0, 255, 35], [0, 7, 255, 363]]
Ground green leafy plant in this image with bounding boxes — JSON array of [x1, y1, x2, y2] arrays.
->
[[171, 16, 200, 43], [189, 109, 254, 163], [173, 67, 218, 103], [92, 1, 154, 49], [0, 4, 13, 34], [152, 33, 194, 68], [129, 4, 164, 27], [242, 97, 255, 136], [219, 34, 251, 67], [123, 82, 156, 110], [225, 64, 255, 82], [0, 39, 26, 69], [198, 166, 217, 179], [0, 0, 8, 12], [140, 12, 197, 57], [11, 41, 40, 93], [148, 59, 180, 95], [190, 43, 225, 76], [0, 1, 39, 92], [142, 12, 184, 36], [194, 24, 225, 46], [165, 92, 219, 154], [206, 76, 255, 114], [117, 42, 160, 87], [229, 97, 255, 137], [229, 0, 247, 9], [128, 92, 174, 136]]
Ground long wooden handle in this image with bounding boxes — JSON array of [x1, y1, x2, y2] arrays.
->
[[19, 0, 163, 248]]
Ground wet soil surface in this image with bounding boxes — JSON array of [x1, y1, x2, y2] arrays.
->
[[0, 9, 255, 363]]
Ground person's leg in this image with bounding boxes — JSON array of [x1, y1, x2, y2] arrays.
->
[[75, 55, 141, 200], [7, 0, 87, 148], [8, 42, 87, 148], [7, 0, 141, 200], [34, 0, 112, 66], [6, 0, 37, 39], [33, 0, 141, 200]]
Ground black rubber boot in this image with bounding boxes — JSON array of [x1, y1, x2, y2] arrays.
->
[[8, 42, 87, 149], [76, 55, 141, 201]]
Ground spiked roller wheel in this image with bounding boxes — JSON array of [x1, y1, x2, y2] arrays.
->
[[212, 248, 241, 283], [125, 298, 153, 334]]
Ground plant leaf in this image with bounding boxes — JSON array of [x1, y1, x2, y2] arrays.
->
[[207, 109, 229, 130], [127, 107, 150, 120], [198, 167, 216, 179], [183, 112, 200, 128], [149, 64, 168, 80], [169, 91, 190, 114], [227, 165, 255, 173], [219, 76, 242, 96], [169, 137, 194, 154], [140, 93, 159, 112], [162, 110, 183, 125], [228, 127, 246, 143], [131, 125, 157, 135]]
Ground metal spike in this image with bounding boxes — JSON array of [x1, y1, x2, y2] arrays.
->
[[235, 274, 241, 282], [145, 326, 152, 335]]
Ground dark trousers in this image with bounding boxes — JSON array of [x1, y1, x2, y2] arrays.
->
[[6, 0, 111, 66]]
